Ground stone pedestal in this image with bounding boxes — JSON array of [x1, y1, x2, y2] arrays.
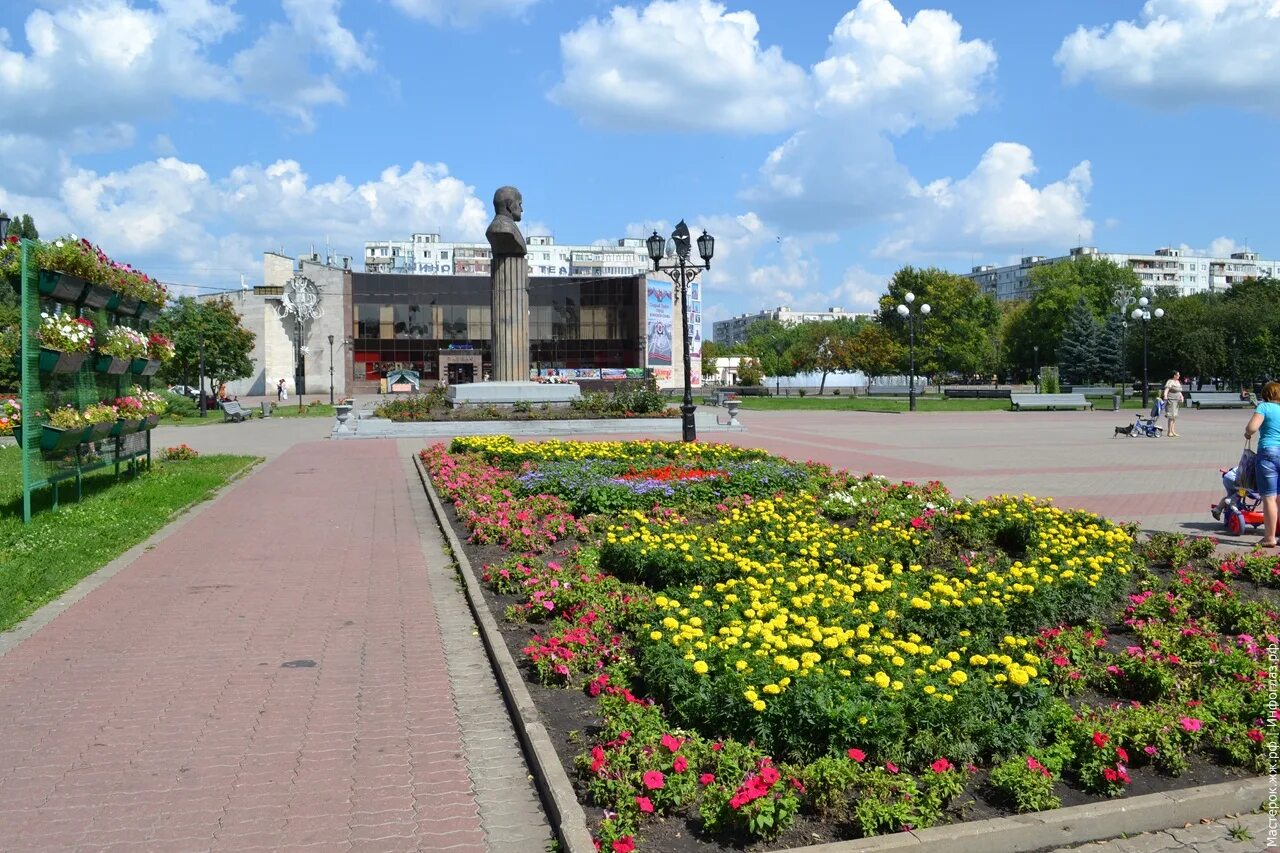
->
[[446, 381, 580, 408], [491, 255, 529, 382]]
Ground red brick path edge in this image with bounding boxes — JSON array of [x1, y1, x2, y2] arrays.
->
[[0, 441, 489, 851]]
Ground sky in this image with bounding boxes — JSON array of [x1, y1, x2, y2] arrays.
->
[[2, 0, 1279, 326]]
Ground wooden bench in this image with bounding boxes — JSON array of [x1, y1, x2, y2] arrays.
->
[[1010, 393, 1094, 411], [943, 388, 1012, 399], [220, 400, 252, 422], [1190, 392, 1255, 409]]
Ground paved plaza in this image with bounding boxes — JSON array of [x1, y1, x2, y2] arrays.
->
[[0, 408, 1271, 852]]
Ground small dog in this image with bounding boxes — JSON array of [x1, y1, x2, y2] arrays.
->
[[1114, 424, 1135, 437]]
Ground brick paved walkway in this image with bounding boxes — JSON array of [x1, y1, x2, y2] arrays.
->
[[0, 440, 546, 851]]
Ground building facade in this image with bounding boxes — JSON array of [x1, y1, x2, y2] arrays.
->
[[364, 233, 653, 279], [712, 306, 865, 346], [964, 246, 1280, 302], [210, 248, 702, 397]]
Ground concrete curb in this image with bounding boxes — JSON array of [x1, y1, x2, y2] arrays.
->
[[0, 454, 264, 658], [411, 452, 1268, 853], [339, 410, 744, 439], [411, 452, 597, 853]]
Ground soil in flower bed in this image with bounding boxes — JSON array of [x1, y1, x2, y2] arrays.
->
[[439, 502, 1259, 851]]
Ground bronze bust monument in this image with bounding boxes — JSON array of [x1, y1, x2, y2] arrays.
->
[[485, 186, 526, 257]]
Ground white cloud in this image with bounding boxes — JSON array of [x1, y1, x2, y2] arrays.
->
[[388, 0, 539, 27], [873, 143, 1093, 259], [813, 0, 996, 132], [743, 0, 995, 230], [827, 265, 887, 313], [7, 156, 488, 289], [551, 0, 809, 132], [1056, 0, 1280, 113]]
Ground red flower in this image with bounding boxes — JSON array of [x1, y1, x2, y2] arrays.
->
[[642, 770, 665, 790], [1103, 767, 1118, 782], [612, 837, 636, 853], [635, 796, 654, 814], [1115, 747, 1129, 763], [1247, 729, 1264, 743], [930, 758, 953, 773], [673, 755, 688, 773], [660, 733, 683, 753], [847, 748, 866, 763], [699, 773, 715, 785], [884, 761, 899, 774], [1092, 731, 1109, 749], [759, 764, 780, 785]]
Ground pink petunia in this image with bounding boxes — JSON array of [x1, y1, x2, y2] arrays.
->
[[673, 755, 688, 773], [635, 796, 654, 814], [612, 838, 636, 853], [1092, 731, 1109, 748], [884, 761, 899, 774], [1179, 717, 1203, 732], [847, 748, 866, 763], [930, 758, 953, 774], [699, 773, 715, 785], [642, 770, 665, 790]]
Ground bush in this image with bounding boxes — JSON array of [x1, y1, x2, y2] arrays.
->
[[159, 444, 199, 461], [161, 391, 196, 418]]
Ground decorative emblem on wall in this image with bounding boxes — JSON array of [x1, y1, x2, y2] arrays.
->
[[280, 274, 322, 320]]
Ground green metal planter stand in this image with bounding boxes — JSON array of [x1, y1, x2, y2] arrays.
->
[[18, 239, 156, 523]]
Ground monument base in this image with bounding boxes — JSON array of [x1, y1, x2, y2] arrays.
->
[[445, 381, 582, 408]]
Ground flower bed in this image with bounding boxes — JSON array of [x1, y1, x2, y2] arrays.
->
[[423, 438, 1273, 852]]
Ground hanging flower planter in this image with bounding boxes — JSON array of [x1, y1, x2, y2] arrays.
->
[[110, 418, 146, 437], [95, 355, 132, 375], [116, 295, 141, 316], [86, 421, 114, 441], [18, 424, 89, 452], [137, 303, 162, 323], [37, 270, 89, 304], [129, 358, 160, 376], [81, 284, 116, 310], [143, 413, 161, 429], [39, 348, 87, 374]]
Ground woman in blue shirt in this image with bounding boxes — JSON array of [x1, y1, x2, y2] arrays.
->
[[1245, 381, 1280, 546]]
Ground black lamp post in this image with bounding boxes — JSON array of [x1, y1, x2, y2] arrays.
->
[[647, 220, 714, 442], [328, 334, 335, 405], [934, 344, 943, 394], [197, 326, 207, 418], [294, 314, 305, 411], [0, 213, 10, 240], [895, 292, 930, 411], [1120, 321, 1129, 400], [1033, 345, 1040, 391], [1130, 297, 1164, 409]]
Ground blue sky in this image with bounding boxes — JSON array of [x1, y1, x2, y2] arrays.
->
[[2, 0, 1278, 325]]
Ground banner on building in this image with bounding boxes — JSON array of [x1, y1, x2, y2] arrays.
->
[[601, 368, 627, 380], [646, 280, 674, 366]]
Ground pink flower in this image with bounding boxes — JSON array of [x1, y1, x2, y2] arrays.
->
[[1247, 729, 1264, 743], [699, 773, 715, 785], [1092, 731, 1109, 748], [930, 758, 953, 773], [660, 733, 683, 753], [1179, 717, 1203, 732], [612, 837, 636, 853], [1115, 747, 1129, 763], [1143, 745, 1158, 756], [635, 796, 654, 814], [847, 748, 866, 763], [759, 764, 780, 785], [884, 761, 899, 774], [673, 755, 688, 773], [642, 770, 665, 790]]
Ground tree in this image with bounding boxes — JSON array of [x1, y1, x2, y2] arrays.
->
[[844, 324, 900, 386], [876, 267, 999, 379], [701, 340, 728, 380], [744, 319, 798, 394], [1057, 297, 1101, 384], [156, 296, 255, 397], [2, 212, 38, 241], [1097, 311, 1126, 386]]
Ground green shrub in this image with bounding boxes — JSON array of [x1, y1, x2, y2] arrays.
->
[[160, 391, 196, 418]]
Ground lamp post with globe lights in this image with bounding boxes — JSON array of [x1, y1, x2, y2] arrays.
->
[[646, 221, 714, 442], [1033, 345, 1040, 391], [1130, 297, 1164, 409], [895, 292, 930, 412]]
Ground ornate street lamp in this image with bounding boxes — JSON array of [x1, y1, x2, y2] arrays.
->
[[1130, 297, 1164, 408], [1033, 344, 1040, 390], [894, 292, 930, 411], [328, 334, 335, 405], [647, 220, 714, 442], [0, 213, 10, 240]]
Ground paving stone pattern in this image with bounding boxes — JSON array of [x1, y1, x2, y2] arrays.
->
[[1050, 810, 1274, 852], [0, 440, 542, 851]]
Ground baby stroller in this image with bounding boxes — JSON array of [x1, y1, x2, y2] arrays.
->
[[1211, 465, 1264, 535], [1119, 408, 1163, 438]]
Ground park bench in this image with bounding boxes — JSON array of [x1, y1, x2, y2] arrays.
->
[[219, 400, 252, 423], [867, 385, 926, 396], [710, 390, 741, 407], [943, 388, 1012, 399], [1010, 393, 1093, 411], [1068, 386, 1119, 397], [1190, 392, 1255, 409]]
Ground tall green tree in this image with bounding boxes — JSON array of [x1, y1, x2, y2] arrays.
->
[[876, 267, 999, 378], [1057, 297, 1101, 384], [1097, 311, 1126, 385], [844, 324, 901, 386], [156, 296, 255, 396], [701, 339, 728, 380], [744, 318, 798, 394]]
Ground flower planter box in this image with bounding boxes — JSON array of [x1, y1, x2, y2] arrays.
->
[[116, 296, 141, 316], [16, 424, 87, 452], [39, 348, 88, 374], [143, 413, 161, 429], [37, 271, 89, 304], [110, 419, 143, 438], [86, 421, 114, 441], [95, 355, 132, 375], [81, 284, 116, 310], [130, 358, 160, 376], [137, 303, 161, 323]]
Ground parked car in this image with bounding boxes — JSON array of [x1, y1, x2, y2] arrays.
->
[[167, 385, 201, 400]]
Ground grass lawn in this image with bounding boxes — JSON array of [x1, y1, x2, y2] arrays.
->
[[731, 395, 1152, 413], [163, 403, 336, 426], [0, 448, 259, 631]]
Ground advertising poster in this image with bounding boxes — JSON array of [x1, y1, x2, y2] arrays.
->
[[651, 367, 673, 386], [601, 368, 627, 381], [646, 280, 674, 366], [691, 358, 702, 388], [625, 368, 645, 380]]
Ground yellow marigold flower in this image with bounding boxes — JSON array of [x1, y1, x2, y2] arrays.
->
[[752, 700, 767, 712], [693, 660, 709, 675], [650, 631, 663, 641]]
